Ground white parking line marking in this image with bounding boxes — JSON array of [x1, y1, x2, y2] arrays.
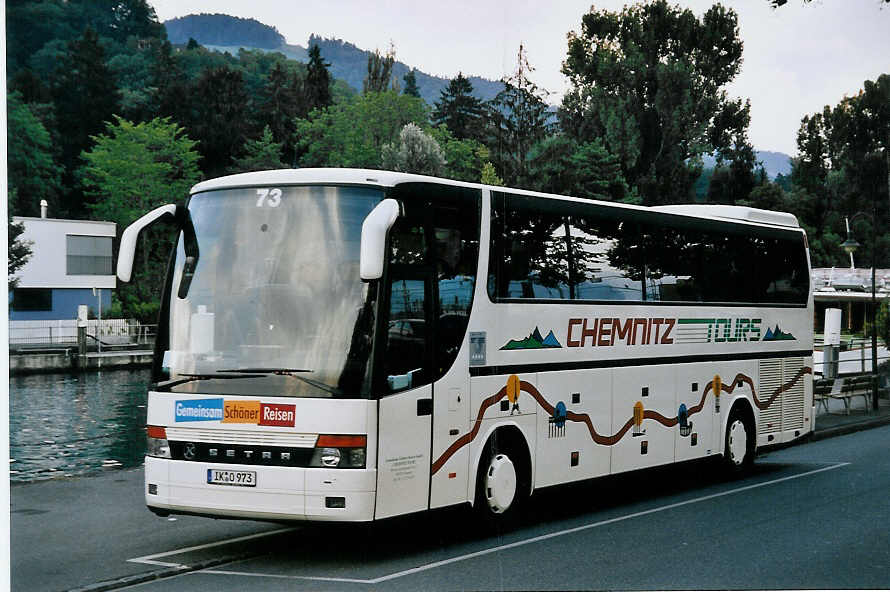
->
[[127, 527, 295, 568], [201, 462, 850, 584]]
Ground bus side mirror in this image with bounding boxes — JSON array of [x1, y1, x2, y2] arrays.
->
[[360, 199, 400, 281], [117, 204, 178, 282]]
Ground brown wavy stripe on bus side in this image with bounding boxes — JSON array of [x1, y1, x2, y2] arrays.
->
[[430, 366, 812, 475]]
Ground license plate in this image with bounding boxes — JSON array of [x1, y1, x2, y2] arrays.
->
[[206, 469, 256, 487]]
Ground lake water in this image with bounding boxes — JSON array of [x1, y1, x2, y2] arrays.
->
[[9, 369, 152, 483]]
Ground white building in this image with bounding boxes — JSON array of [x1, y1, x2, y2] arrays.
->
[[9, 210, 116, 321], [812, 267, 890, 333]]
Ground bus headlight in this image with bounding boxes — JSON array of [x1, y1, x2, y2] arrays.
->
[[146, 425, 171, 459], [320, 447, 341, 467], [310, 435, 366, 469]]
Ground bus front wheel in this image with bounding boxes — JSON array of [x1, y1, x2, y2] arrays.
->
[[474, 432, 529, 525], [723, 407, 755, 473]]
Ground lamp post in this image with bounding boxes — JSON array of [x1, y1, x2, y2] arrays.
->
[[841, 212, 879, 410], [92, 287, 102, 354]]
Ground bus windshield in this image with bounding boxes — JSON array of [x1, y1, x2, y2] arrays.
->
[[162, 185, 383, 398]]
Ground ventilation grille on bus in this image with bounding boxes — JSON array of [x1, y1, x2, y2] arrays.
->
[[782, 357, 805, 431], [758, 359, 783, 435], [757, 357, 805, 435], [164, 427, 318, 448]]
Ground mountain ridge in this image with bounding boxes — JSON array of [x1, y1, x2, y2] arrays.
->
[[164, 14, 504, 106]]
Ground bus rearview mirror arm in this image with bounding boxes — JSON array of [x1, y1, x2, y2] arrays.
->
[[117, 204, 179, 282], [360, 199, 400, 281]]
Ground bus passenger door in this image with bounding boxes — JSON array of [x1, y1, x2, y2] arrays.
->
[[375, 270, 434, 519]]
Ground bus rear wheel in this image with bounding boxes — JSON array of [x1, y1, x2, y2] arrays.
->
[[723, 407, 754, 473]]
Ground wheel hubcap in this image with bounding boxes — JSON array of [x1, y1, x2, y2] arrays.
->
[[727, 419, 748, 465], [484, 454, 516, 514]]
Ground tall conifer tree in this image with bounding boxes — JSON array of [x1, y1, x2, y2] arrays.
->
[[432, 73, 484, 141], [305, 44, 332, 113], [51, 27, 120, 215], [403, 69, 421, 98]]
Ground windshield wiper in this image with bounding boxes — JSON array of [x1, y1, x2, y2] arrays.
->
[[218, 368, 342, 395], [159, 372, 265, 389], [218, 368, 312, 374]]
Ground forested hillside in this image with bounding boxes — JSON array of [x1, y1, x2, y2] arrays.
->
[[165, 13, 285, 49], [162, 14, 504, 106]]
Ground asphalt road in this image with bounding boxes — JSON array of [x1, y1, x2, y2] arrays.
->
[[13, 425, 890, 591]]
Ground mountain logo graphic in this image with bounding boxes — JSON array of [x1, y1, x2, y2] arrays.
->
[[762, 325, 796, 341], [501, 327, 562, 350]]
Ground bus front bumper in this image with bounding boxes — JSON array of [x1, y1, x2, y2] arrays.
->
[[144, 456, 377, 522]]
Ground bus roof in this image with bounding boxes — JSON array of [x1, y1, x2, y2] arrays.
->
[[650, 204, 800, 228], [189, 168, 466, 195], [190, 168, 800, 230]]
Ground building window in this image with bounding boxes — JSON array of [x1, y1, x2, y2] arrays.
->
[[66, 235, 113, 275], [12, 288, 52, 311]]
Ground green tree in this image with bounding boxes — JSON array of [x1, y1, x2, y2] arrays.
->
[[487, 45, 553, 187], [403, 69, 421, 98], [229, 125, 285, 173], [305, 43, 332, 113], [296, 91, 428, 168], [8, 209, 33, 291], [364, 47, 396, 94], [381, 123, 446, 176], [150, 40, 191, 125], [188, 65, 250, 177], [877, 300, 890, 348], [432, 72, 485, 141], [561, 1, 750, 206], [79, 116, 201, 321], [257, 62, 304, 165], [527, 135, 633, 202], [429, 125, 489, 182], [790, 74, 890, 268], [108, 40, 158, 123], [6, 92, 64, 217], [6, 1, 78, 74], [480, 162, 504, 186], [742, 180, 787, 212], [51, 27, 121, 215]]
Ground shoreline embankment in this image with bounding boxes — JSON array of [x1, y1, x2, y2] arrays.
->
[[9, 349, 153, 375]]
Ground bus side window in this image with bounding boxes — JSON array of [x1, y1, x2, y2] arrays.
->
[[434, 224, 477, 379], [384, 275, 430, 393], [382, 219, 431, 394]]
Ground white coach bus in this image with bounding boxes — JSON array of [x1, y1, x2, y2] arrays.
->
[[119, 168, 813, 523]]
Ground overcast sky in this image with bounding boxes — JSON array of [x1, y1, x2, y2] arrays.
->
[[149, 0, 890, 155]]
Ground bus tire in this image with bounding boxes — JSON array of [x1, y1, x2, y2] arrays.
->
[[723, 405, 755, 474], [474, 430, 529, 526]]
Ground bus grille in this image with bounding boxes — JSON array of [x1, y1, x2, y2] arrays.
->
[[164, 427, 317, 448], [168, 440, 314, 467]]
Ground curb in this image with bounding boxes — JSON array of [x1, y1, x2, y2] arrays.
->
[[811, 414, 890, 441]]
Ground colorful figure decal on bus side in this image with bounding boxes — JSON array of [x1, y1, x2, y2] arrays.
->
[[429, 367, 813, 476], [548, 402, 567, 438], [507, 374, 521, 414], [632, 402, 645, 436], [713, 374, 722, 412], [678, 403, 693, 437]]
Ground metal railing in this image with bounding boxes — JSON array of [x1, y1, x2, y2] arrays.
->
[[9, 319, 156, 349]]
